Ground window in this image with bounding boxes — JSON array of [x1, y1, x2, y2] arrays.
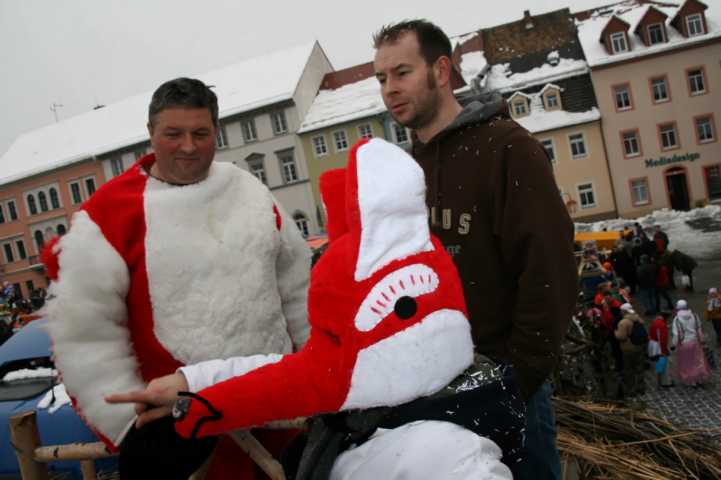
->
[[85, 177, 96, 196], [630, 178, 650, 206], [38, 191, 48, 212], [578, 183, 596, 209], [545, 94, 559, 109], [513, 101, 527, 116], [70, 182, 83, 205], [7, 200, 17, 221], [15, 239, 27, 260], [358, 124, 374, 139], [647, 23, 665, 45], [622, 130, 641, 157], [215, 125, 228, 149], [27, 194, 37, 215], [247, 157, 267, 185], [613, 84, 632, 110], [57, 224, 67, 236], [271, 111, 288, 135], [0, 205, 4, 224], [659, 123, 679, 150], [34, 230, 44, 251], [241, 119, 258, 142], [569, 133, 587, 158], [541, 139, 556, 163], [25, 280, 34, 294], [134, 149, 146, 160], [278, 150, 298, 183], [686, 13, 705, 37], [610, 32, 628, 53], [49, 187, 60, 209], [111, 158, 124, 176], [696, 116, 715, 143], [651, 77, 669, 103], [687, 68, 706, 95], [333, 130, 348, 151], [293, 212, 310, 238], [392, 123, 410, 144], [312, 135, 328, 156], [706, 165, 721, 201], [3, 243, 14, 263]]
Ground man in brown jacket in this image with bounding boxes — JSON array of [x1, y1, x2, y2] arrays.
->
[[374, 20, 578, 479]]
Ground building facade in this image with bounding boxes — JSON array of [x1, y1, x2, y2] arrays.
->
[[577, 0, 721, 216]]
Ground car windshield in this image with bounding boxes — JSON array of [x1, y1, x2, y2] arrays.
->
[[0, 356, 56, 402]]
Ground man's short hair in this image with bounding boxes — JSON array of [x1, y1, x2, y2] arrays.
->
[[148, 77, 219, 127], [373, 19, 452, 67]]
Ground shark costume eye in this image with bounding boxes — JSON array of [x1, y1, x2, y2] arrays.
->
[[354, 264, 439, 331]]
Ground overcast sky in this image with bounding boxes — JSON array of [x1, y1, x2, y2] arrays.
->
[[0, 0, 612, 157]]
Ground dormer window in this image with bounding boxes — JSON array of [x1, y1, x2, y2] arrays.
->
[[546, 94, 559, 109], [540, 85, 563, 111], [686, 13, 705, 36], [647, 23, 666, 44], [513, 100, 528, 116], [610, 32, 628, 53]]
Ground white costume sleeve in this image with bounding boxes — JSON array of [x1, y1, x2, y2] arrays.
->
[[274, 203, 311, 350], [178, 353, 284, 392], [46, 211, 145, 446]]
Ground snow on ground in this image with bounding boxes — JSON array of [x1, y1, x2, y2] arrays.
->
[[576, 205, 721, 260], [2, 367, 56, 382], [37, 383, 71, 414]]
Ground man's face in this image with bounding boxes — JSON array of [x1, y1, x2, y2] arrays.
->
[[374, 32, 441, 130], [148, 107, 216, 184]]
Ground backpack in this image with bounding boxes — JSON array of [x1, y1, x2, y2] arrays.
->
[[630, 321, 649, 346]]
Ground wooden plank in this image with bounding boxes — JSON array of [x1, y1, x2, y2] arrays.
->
[[34, 442, 114, 462], [229, 430, 286, 480], [9, 412, 50, 480], [79, 460, 96, 480]]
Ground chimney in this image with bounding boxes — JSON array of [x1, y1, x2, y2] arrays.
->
[[524, 10, 534, 30]]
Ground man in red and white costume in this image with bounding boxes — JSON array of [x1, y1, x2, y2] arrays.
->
[[45, 78, 311, 478]]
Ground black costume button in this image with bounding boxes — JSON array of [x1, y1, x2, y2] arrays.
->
[[394, 296, 417, 320]]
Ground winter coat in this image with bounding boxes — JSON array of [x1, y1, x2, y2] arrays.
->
[[656, 265, 671, 289], [637, 261, 658, 289], [706, 296, 721, 321], [671, 309, 703, 346], [411, 97, 577, 399], [649, 317, 670, 356], [615, 312, 643, 353]]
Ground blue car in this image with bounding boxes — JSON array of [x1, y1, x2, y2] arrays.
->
[[0, 319, 118, 479]]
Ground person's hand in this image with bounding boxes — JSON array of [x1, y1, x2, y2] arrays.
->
[[105, 372, 189, 428]]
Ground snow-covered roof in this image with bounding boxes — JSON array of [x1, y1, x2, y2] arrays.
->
[[485, 57, 589, 93], [576, 0, 721, 68], [0, 41, 319, 186], [514, 90, 600, 134], [459, 50, 488, 85], [298, 76, 385, 134]]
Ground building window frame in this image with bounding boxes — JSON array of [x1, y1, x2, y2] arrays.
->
[[540, 138, 556, 164], [241, 118, 258, 143], [544, 93, 560, 110], [649, 75, 671, 104], [358, 123, 374, 139], [568, 133, 588, 159], [577, 182, 597, 209], [34, 230, 44, 252], [215, 124, 229, 149], [311, 134, 328, 157], [7, 200, 18, 221], [694, 114, 717, 145], [270, 111, 288, 136], [278, 149, 299, 184], [38, 191, 49, 212], [704, 164, 721, 201], [332, 130, 349, 152], [69, 181, 83, 205], [686, 66, 708, 96], [0, 204, 4, 224], [629, 177, 651, 207], [26, 194, 37, 216], [686, 13, 705, 37], [84, 176, 97, 197], [293, 212, 310, 238], [49, 187, 60, 209], [609, 31, 629, 53], [15, 238, 27, 260], [392, 122, 410, 144], [246, 155, 267, 185], [647, 23, 666, 45], [658, 122, 681, 151], [2, 242, 14, 264], [612, 83, 634, 112], [620, 129, 642, 158]]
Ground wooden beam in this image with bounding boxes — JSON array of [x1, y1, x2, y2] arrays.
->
[[229, 430, 286, 480], [34, 442, 114, 462], [9, 412, 50, 480]]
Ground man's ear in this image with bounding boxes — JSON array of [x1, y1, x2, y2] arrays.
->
[[434, 56, 453, 89], [147, 121, 154, 137]]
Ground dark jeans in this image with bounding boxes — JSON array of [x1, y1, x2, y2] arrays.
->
[[712, 319, 721, 345], [639, 287, 656, 315], [655, 288, 674, 312], [512, 381, 561, 480]]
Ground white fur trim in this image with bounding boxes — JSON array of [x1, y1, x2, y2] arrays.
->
[[178, 353, 284, 392], [144, 162, 300, 364], [330, 420, 512, 480], [341, 309, 473, 410], [46, 211, 144, 445], [354, 264, 439, 332], [354, 139, 433, 281]]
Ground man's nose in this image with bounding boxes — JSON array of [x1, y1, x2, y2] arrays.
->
[[179, 133, 197, 153]]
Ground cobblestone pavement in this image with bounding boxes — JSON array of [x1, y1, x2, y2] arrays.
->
[[636, 230, 721, 441]]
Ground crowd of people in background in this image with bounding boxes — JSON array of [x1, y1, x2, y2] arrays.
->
[[577, 223, 714, 399], [0, 281, 47, 344]]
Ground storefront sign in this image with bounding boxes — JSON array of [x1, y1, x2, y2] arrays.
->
[[645, 152, 700, 168]]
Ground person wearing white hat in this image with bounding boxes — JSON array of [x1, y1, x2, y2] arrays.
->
[[705, 288, 721, 347], [671, 299, 711, 386]]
